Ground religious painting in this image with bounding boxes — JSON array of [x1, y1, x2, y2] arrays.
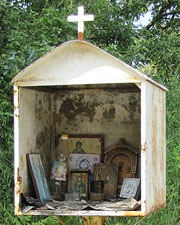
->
[[27, 154, 51, 203], [120, 178, 141, 200], [93, 163, 118, 199], [68, 169, 89, 199], [67, 135, 103, 156], [104, 138, 138, 194], [68, 154, 100, 173]]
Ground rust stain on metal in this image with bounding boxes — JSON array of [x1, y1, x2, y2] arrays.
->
[[15, 168, 22, 215], [14, 105, 19, 111], [91, 217, 106, 225], [16, 168, 22, 194], [15, 204, 20, 215], [23, 208, 146, 217], [26, 137, 30, 147], [83, 216, 90, 225], [148, 203, 166, 215], [78, 32, 84, 41], [120, 211, 146, 217], [20, 156, 24, 168], [83, 217, 106, 225], [14, 89, 18, 96], [131, 76, 138, 80], [151, 90, 166, 208], [29, 75, 37, 81], [141, 143, 146, 151]]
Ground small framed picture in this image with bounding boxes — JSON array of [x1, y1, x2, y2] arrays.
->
[[56, 135, 104, 160], [120, 178, 141, 200], [26, 154, 51, 203], [68, 169, 90, 199], [68, 153, 100, 173], [93, 163, 118, 198]]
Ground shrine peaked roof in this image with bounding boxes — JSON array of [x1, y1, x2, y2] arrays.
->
[[11, 40, 167, 91]]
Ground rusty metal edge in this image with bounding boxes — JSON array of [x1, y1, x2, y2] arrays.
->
[[11, 40, 168, 92], [20, 203, 166, 216], [21, 210, 146, 217], [14, 85, 21, 215]]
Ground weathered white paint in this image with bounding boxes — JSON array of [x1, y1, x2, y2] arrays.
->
[[14, 85, 20, 215], [140, 82, 166, 214], [68, 6, 94, 39], [140, 82, 147, 213], [24, 209, 145, 217], [11, 80, 140, 87], [144, 83, 166, 213], [11, 41, 167, 91], [12, 40, 166, 217], [17, 88, 55, 197]]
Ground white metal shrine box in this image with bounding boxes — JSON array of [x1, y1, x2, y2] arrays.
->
[[12, 40, 167, 217]]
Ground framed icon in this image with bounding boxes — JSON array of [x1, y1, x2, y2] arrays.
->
[[93, 163, 118, 199], [120, 178, 141, 200], [27, 154, 51, 203], [68, 169, 90, 199]]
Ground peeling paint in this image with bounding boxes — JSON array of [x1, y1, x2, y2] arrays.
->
[[103, 106, 116, 119], [14, 105, 19, 111], [14, 88, 18, 96], [142, 83, 166, 214], [58, 95, 98, 122], [20, 156, 24, 168], [55, 89, 141, 150], [15, 168, 22, 215], [26, 137, 29, 147], [141, 143, 146, 151], [16, 168, 22, 191], [24, 209, 145, 217]]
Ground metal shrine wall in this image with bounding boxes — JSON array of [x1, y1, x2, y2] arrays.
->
[[13, 41, 166, 216]]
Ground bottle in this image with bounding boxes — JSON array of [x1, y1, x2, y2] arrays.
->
[[57, 134, 69, 160], [50, 134, 69, 201]]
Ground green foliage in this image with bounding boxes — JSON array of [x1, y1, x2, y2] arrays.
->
[[0, 0, 179, 224]]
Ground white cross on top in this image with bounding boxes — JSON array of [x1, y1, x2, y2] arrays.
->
[[67, 5, 94, 41]]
